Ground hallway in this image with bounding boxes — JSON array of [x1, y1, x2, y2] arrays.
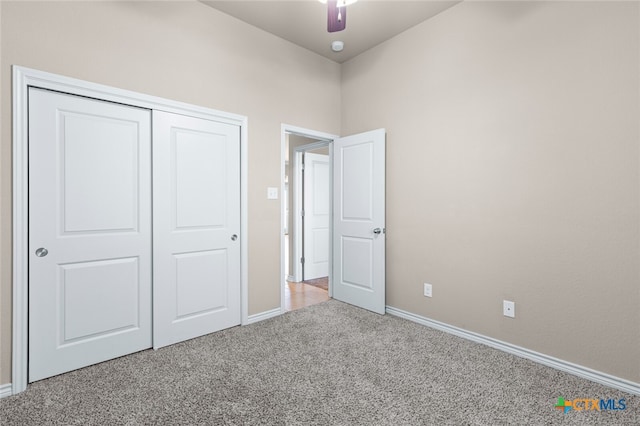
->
[[284, 279, 329, 312]]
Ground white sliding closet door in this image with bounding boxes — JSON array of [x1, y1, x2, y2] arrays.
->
[[28, 88, 153, 382], [153, 111, 241, 349]]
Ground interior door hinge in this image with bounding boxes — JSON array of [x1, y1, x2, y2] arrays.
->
[[301, 210, 305, 217], [301, 257, 305, 264]]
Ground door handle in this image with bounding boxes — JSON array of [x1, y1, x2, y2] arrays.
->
[[231, 234, 238, 241], [373, 228, 382, 235], [35, 247, 48, 257]]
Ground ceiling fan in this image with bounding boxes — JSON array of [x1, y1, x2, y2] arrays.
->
[[319, 0, 358, 33]]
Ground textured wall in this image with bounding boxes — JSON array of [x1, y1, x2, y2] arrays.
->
[[342, 1, 640, 382], [0, 0, 341, 385]]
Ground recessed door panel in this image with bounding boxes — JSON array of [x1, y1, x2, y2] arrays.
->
[[341, 143, 373, 221], [175, 250, 228, 319], [341, 237, 373, 290], [61, 258, 140, 342], [61, 112, 139, 233], [29, 88, 152, 382], [173, 129, 228, 229]]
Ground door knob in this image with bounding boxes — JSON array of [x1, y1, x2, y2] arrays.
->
[[231, 234, 238, 241], [35, 247, 48, 257], [373, 228, 382, 235]]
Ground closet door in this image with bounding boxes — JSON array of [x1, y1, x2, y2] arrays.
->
[[153, 111, 241, 349], [28, 88, 152, 382]]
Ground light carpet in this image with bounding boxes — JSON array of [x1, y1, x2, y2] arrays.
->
[[0, 300, 637, 425]]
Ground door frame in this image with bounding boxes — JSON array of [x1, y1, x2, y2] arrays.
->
[[12, 66, 249, 395], [292, 143, 331, 282], [280, 124, 337, 312]]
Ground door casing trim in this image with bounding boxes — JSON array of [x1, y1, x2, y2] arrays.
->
[[12, 65, 249, 394]]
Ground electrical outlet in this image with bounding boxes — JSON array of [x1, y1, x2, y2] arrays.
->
[[423, 283, 432, 298], [503, 300, 515, 318]]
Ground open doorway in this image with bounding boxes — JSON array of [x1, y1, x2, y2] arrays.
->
[[281, 125, 387, 315], [281, 125, 337, 312]]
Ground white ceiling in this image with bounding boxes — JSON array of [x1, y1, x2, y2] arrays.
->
[[200, 1, 461, 63]]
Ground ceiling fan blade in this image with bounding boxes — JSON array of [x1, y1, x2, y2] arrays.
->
[[327, 0, 346, 33]]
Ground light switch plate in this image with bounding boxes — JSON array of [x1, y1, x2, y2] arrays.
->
[[267, 187, 278, 200]]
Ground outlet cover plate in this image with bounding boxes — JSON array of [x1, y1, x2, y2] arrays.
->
[[423, 283, 432, 298], [503, 300, 515, 318]]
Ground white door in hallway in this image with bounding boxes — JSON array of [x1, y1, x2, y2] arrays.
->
[[333, 129, 386, 314], [303, 152, 330, 280], [28, 88, 152, 382], [152, 111, 241, 349]]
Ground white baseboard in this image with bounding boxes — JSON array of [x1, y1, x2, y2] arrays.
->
[[386, 305, 640, 396], [286, 275, 295, 282], [0, 383, 12, 399], [246, 307, 282, 325]]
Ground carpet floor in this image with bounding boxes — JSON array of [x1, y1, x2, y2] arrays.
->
[[0, 300, 637, 425]]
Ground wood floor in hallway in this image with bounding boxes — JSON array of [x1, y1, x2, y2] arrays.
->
[[284, 280, 329, 312]]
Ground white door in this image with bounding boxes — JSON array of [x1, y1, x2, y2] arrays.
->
[[28, 88, 152, 382], [303, 153, 330, 280], [153, 111, 241, 349], [333, 129, 386, 314]]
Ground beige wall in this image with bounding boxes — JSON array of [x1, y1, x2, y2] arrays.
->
[[0, 1, 341, 385], [342, 1, 640, 382]]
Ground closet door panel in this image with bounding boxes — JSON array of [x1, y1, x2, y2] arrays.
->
[[28, 88, 152, 382], [153, 111, 241, 348]]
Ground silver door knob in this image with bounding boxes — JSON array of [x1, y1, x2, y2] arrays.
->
[[35, 248, 48, 257], [231, 234, 238, 241], [373, 228, 382, 235]]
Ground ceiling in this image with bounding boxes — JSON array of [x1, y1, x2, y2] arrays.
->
[[200, 1, 461, 63]]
